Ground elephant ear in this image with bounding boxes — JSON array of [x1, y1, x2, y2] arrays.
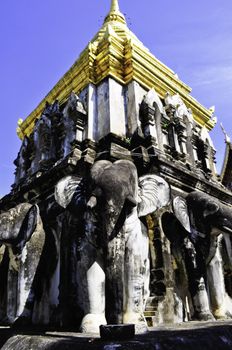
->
[[172, 196, 191, 233], [137, 174, 170, 217], [13, 204, 39, 253], [55, 175, 83, 209], [0, 203, 33, 242]]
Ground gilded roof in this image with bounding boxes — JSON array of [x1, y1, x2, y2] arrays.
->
[[17, 0, 216, 139]]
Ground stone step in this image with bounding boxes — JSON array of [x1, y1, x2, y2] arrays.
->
[[1, 321, 232, 350]]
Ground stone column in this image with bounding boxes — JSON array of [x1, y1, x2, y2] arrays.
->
[[97, 78, 126, 140]]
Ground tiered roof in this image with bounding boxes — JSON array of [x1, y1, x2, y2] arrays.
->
[[17, 0, 216, 139]]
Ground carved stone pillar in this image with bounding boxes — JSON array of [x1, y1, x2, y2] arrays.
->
[[175, 119, 187, 158], [165, 106, 183, 159], [203, 142, 212, 175], [62, 93, 87, 159], [139, 99, 157, 145], [191, 136, 199, 165], [161, 115, 171, 154]]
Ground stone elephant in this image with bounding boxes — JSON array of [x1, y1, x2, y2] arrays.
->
[[167, 191, 232, 321], [0, 203, 45, 325], [55, 159, 170, 333]]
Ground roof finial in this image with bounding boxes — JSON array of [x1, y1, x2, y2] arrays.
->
[[110, 0, 120, 12], [104, 0, 126, 25], [221, 123, 231, 144]]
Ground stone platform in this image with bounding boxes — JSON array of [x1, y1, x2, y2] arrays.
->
[[1, 321, 232, 350]]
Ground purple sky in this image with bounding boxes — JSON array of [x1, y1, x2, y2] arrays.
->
[[0, 0, 232, 196]]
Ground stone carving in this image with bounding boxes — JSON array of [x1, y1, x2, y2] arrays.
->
[[0, 203, 45, 325], [14, 137, 31, 185], [139, 89, 163, 146], [164, 92, 190, 121], [171, 191, 232, 320], [30, 102, 59, 174], [55, 159, 170, 333], [62, 92, 87, 158], [143, 89, 164, 114], [163, 93, 189, 160]]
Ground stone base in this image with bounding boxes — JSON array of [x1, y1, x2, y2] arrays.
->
[[100, 324, 135, 340], [1, 321, 232, 350]]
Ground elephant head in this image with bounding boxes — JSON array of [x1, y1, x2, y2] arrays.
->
[[0, 203, 38, 254], [55, 160, 170, 332], [55, 159, 170, 244], [172, 191, 232, 320], [0, 203, 45, 324], [173, 191, 232, 267], [87, 160, 138, 242], [173, 191, 232, 239]]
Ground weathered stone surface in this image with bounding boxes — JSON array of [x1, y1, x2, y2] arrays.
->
[[1, 74, 232, 337], [1, 322, 232, 350], [100, 324, 135, 340], [54, 160, 171, 333]]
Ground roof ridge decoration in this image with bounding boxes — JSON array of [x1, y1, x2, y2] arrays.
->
[[221, 123, 231, 144], [220, 123, 232, 183], [104, 0, 126, 25]]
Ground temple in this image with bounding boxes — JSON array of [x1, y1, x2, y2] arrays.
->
[[0, 0, 232, 344]]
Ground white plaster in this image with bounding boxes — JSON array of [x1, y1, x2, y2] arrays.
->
[[207, 242, 232, 318], [144, 122, 157, 140], [55, 175, 82, 209], [87, 262, 105, 314], [200, 126, 215, 149], [96, 78, 127, 139], [138, 174, 170, 217], [162, 132, 169, 147], [86, 84, 97, 140], [96, 80, 110, 139], [173, 128, 181, 152], [144, 88, 164, 113], [17, 247, 28, 317], [123, 209, 149, 328], [193, 277, 211, 314], [81, 313, 107, 334], [126, 81, 146, 135], [109, 78, 126, 136], [164, 92, 189, 120]]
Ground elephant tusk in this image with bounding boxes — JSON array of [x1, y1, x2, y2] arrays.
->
[[222, 226, 232, 234], [87, 196, 97, 209]]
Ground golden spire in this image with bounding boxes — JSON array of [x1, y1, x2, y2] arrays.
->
[[110, 0, 120, 12], [104, 0, 126, 25]]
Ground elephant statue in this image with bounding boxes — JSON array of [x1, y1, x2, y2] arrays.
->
[[55, 159, 170, 333], [0, 203, 45, 325], [169, 190, 232, 320]]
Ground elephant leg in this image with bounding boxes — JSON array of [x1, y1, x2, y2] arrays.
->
[[6, 251, 18, 324], [207, 241, 232, 319], [77, 240, 106, 333], [105, 232, 125, 325], [123, 219, 149, 332], [184, 239, 214, 321], [4, 216, 45, 326], [14, 216, 45, 325]]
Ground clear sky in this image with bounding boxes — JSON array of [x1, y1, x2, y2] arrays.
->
[[0, 0, 232, 196]]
